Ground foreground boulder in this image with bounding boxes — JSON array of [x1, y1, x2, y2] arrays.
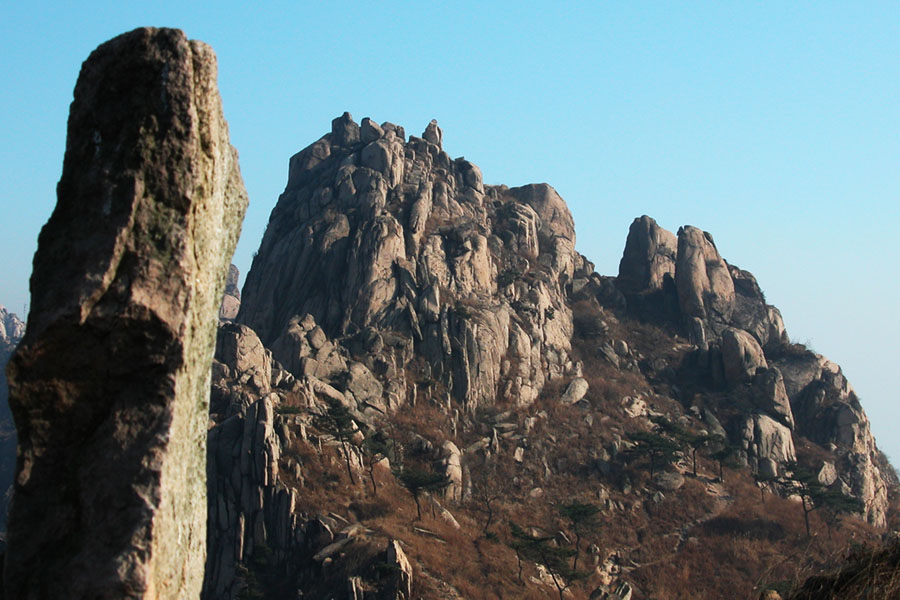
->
[[4, 27, 247, 598]]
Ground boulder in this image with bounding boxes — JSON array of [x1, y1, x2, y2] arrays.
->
[[653, 471, 685, 491], [752, 367, 794, 429], [617, 215, 677, 294], [423, 119, 442, 147], [721, 327, 767, 385], [741, 414, 796, 469], [386, 540, 413, 600], [441, 441, 463, 501], [561, 377, 589, 404], [360, 117, 384, 143], [675, 226, 735, 329], [4, 27, 246, 599]]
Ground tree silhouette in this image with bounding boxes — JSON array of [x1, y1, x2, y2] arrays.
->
[[362, 431, 393, 496], [779, 461, 864, 538], [626, 430, 681, 476], [709, 437, 741, 481], [559, 502, 600, 571], [650, 415, 712, 477], [394, 467, 451, 520], [314, 399, 358, 485], [508, 522, 583, 600]]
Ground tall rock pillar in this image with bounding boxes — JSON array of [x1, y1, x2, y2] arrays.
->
[[4, 28, 248, 599]]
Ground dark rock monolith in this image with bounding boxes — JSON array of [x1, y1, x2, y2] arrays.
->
[[4, 27, 247, 599]]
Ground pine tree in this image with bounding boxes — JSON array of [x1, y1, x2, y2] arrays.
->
[[394, 467, 451, 520], [314, 399, 358, 485], [559, 502, 600, 571]]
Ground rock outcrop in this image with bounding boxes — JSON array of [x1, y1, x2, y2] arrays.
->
[[238, 113, 577, 411], [220, 264, 242, 320], [774, 348, 889, 527], [618, 217, 787, 352], [617, 215, 676, 295], [4, 27, 247, 599], [614, 217, 890, 527]]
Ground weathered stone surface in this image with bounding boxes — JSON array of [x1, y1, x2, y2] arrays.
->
[[0, 307, 25, 344], [441, 440, 463, 502], [740, 414, 796, 471], [237, 115, 576, 411], [617, 215, 677, 294], [216, 323, 272, 393], [752, 367, 794, 429], [729, 265, 788, 350], [4, 27, 247, 599], [561, 377, 589, 404], [219, 264, 241, 320], [422, 119, 442, 147], [721, 327, 767, 385], [653, 471, 685, 491], [675, 226, 735, 329], [778, 348, 889, 527], [386, 539, 413, 600]]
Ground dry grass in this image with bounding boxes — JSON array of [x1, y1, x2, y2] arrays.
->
[[264, 299, 896, 600]]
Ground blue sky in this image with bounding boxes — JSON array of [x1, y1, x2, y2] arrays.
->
[[1, 2, 898, 460]]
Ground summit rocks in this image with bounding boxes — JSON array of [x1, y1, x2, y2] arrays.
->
[[238, 113, 578, 410]]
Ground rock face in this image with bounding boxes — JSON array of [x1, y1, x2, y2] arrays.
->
[[615, 217, 890, 527], [674, 226, 736, 334], [4, 27, 247, 599], [720, 327, 767, 385], [617, 215, 676, 294], [219, 264, 242, 320], [238, 113, 577, 411], [775, 349, 889, 527], [0, 308, 25, 345]]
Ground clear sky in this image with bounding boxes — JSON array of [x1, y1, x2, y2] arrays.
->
[[1, 2, 898, 460]]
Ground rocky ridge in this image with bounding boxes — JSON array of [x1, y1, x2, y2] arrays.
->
[[617, 215, 889, 528], [199, 116, 895, 598]]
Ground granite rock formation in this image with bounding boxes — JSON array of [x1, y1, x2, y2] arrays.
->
[[220, 264, 242, 320], [4, 27, 247, 599], [194, 117, 895, 598], [238, 112, 578, 411], [616, 216, 890, 527]]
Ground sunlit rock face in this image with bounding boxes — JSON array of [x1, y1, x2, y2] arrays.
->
[[238, 113, 579, 411], [4, 27, 247, 599], [614, 216, 890, 527]]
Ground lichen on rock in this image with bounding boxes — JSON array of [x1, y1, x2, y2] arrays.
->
[[4, 27, 247, 599]]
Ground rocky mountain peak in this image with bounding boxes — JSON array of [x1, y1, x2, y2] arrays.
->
[[238, 113, 580, 410]]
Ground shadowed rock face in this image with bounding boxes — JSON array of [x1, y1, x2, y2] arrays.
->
[[4, 27, 247, 599]]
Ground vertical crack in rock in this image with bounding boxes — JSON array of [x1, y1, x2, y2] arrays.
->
[[4, 27, 248, 599]]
